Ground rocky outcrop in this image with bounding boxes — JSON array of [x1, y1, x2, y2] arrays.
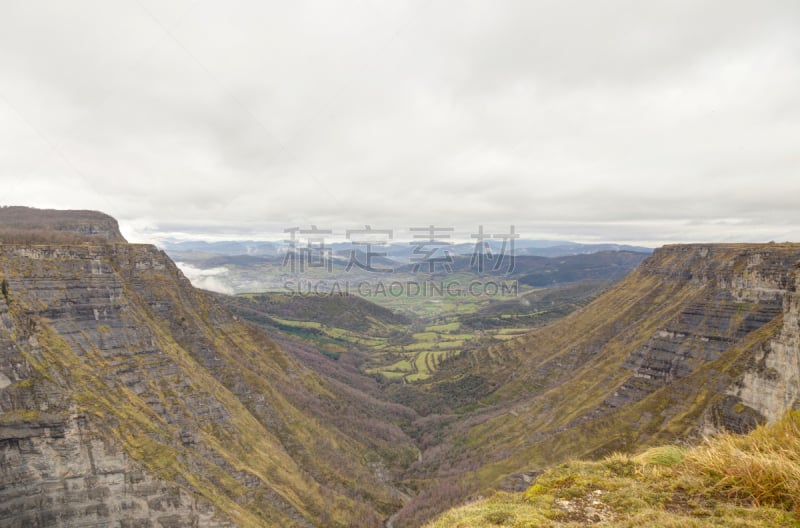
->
[[603, 244, 800, 433], [606, 245, 800, 432], [0, 206, 125, 243]]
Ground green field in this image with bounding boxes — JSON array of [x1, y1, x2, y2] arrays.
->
[[223, 288, 531, 381], [221, 274, 614, 382]]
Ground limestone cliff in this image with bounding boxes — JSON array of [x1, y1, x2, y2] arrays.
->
[[392, 243, 800, 527], [0, 240, 412, 527], [610, 244, 800, 433]]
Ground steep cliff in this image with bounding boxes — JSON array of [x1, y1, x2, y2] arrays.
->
[[0, 240, 414, 527], [393, 243, 800, 527]]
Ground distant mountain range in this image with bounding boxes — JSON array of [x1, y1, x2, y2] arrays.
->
[[161, 239, 652, 261]]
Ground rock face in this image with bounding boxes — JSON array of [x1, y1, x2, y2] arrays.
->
[[0, 414, 231, 527], [0, 240, 412, 527], [513, 243, 800, 437], [720, 253, 800, 428], [607, 245, 800, 432], [392, 243, 800, 528], [0, 246, 232, 527]]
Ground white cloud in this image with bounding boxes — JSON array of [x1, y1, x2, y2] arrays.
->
[[1, 1, 799, 244], [175, 262, 233, 294]]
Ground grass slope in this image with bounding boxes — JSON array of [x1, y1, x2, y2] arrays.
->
[[425, 410, 800, 527]]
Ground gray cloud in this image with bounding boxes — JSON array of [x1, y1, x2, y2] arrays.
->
[[1, 0, 799, 245]]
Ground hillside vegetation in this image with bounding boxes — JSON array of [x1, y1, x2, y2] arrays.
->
[[425, 410, 800, 527], [0, 242, 416, 527], [220, 280, 614, 383], [388, 244, 800, 526]]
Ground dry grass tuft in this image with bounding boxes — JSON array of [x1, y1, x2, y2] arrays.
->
[[683, 410, 800, 512], [424, 411, 800, 527]]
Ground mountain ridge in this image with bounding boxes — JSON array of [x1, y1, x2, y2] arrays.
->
[[388, 242, 800, 526], [0, 240, 416, 527]]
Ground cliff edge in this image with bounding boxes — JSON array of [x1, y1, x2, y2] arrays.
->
[[0, 211, 413, 527]]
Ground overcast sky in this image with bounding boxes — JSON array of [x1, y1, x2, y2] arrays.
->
[[1, 0, 799, 246]]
